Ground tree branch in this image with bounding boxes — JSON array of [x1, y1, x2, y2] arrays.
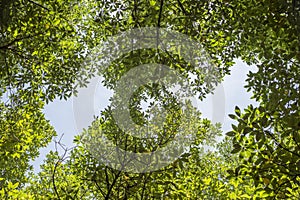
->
[[141, 173, 151, 199], [52, 158, 61, 200], [0, 33, 41, 50], [52, 135, 69, 200], [157, 0, 164, 28], [105, 170, 122, 200], [156, 0, 164, 52], [265, 130, 300, 158], [93, 178, 106, 198], [104, 167, 110, 192], [176, 0, 187, 15], [27, 0, 50, 11]]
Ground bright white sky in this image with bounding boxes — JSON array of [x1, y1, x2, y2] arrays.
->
[[32, 59, 258, 172]]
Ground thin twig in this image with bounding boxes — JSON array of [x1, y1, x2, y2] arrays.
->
[[176, 0, 187, 15], [0, 33, 42, 50], [27, 0, 50, 11], [265, 130, 300, 158], [157, 0, 164, 28]]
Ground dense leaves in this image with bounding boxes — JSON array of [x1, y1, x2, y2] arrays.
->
[[0, 0, 299, 199], [227, 105, 300, 198]]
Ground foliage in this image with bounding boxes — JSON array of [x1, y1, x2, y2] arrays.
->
[[224, 0, 300, 198], [0, 0, 92, 189], [0, 0, 299, 199]]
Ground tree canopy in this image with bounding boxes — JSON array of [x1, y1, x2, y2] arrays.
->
[[0, 0, 299, 199]]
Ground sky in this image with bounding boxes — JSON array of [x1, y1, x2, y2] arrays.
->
[[32, 59, 258, 172]]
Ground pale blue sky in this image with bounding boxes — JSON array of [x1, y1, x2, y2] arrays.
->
[[32, 59, 258, 172]]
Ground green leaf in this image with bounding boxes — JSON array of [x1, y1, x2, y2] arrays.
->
[[53, 19, 61, 26], [150, 0, 156, 6], [13, 29, 18, 37], [226, 131, 236, 137], [235, 106, 241, 117], [231, 145, 241, 154], [229, 114, 237, 120]]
